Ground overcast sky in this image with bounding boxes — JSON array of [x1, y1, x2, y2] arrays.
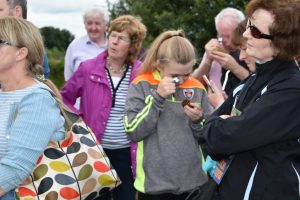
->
[[27, 0, 115, 38]]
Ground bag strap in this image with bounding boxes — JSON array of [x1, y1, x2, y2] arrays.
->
[[41, 87, 80, 131], [53, 95, 79, 130]]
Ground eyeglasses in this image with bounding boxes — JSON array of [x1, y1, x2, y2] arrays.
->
[[109, 32, 131, 44], [0, 39, 12, 46], [0, 39, 21, 48], [246, 19, 273, 40]]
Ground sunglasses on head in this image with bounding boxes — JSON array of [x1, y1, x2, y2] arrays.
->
[[246, 19, 273, 40]]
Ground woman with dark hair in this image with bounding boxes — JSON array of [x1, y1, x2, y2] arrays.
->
[[201, 0, 300, 199]]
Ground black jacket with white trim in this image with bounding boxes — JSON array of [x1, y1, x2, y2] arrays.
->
[[202, 59, 300, 200]]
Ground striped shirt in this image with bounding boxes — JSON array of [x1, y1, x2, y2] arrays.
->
[[0, 84, 39, 159], [0, 82, 65, 192], [101, 67, 132, 149]]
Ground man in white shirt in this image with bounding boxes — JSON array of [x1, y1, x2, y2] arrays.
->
[[193, 8, 249, 94], [64, 5, 108, 81]]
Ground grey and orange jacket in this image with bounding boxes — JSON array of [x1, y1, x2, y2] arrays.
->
[[124, 70, 212, 194]]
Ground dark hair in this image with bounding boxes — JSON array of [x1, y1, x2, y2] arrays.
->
[[230, 19, 247, 48], [7, 0, 27, 19], [246, 0, 300, 60]]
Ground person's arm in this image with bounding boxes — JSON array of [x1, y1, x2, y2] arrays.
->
[[124, 83, 166, 142], [60, 64, 84, 114], [186, 89, 213, 140], [192, 39, 220, 84], [227, 62, 250, 80], [211, 51, 250, 81], [202, 88, 300, 158], [0, 90, 64, 193], [64, 45, 74, 81], [192, 53, 212, 84]]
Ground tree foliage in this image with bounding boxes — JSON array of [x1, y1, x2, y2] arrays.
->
[[47, 47, 65, 88], [40, 26, 74, 51], [108, 0, 248, 60], [39, 26, 74, 88]]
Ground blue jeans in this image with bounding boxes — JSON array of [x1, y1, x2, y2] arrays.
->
[[0, 190, 16, 200], [96, 147, 136, 200]]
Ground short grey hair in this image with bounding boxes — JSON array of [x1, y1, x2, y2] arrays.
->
[[83, 5, 109, 24], [215, 7, 245, 31], [7, 0, 27, 19]]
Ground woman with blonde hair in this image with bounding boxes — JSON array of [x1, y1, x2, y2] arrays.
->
[[61, 15, 147, 200], [124, 30, 211, 200], [0, 17, 65, 199]]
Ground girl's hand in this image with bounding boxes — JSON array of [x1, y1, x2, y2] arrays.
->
[[184, 102, 203, 122], [156, 77, 176, 98]]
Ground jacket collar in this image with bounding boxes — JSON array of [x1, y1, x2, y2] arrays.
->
[[90, 51, 142, 78], [256, 59, 297, 76]]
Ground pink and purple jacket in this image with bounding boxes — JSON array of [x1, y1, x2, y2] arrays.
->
[[60, 51, 140, 169]]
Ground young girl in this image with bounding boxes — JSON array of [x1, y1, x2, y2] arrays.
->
[[124, 30, 212, 200]]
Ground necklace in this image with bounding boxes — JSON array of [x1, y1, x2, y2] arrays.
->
[[106, 57, 126, 74]]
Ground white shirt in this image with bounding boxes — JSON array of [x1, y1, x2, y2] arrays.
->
[[64, 34, 108, 81], [101, 68, 132, 149]]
